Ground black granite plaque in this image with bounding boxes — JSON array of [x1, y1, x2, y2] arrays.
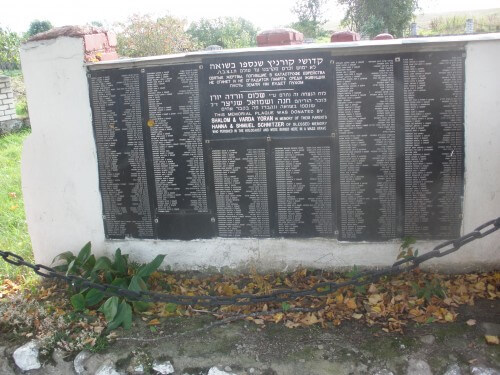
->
[[402, 51, 464, 239], [202, 53, 331, 139], [334, 55, 398, 241], [211, 140, 271, 237], [145, 65, 208, 213], [271, 138, 335, 237], [89, 48, 465, 242], [89, 70, 154, 238]]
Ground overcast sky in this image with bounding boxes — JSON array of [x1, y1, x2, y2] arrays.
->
[[1, 0, 499, 33]]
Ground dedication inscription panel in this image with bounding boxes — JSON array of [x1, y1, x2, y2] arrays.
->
[[203, 53, 331, 139], [89, 49, 465, 241]]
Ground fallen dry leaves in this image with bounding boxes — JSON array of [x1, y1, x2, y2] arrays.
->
[[1, 269, 499, 336], [144, 269, 499, 333]]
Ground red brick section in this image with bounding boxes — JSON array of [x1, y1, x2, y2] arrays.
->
[[330, 31, 360, 43], [256, 28, 304, 47], [26, 25, 118, 63], [373, 33, 394, 40]]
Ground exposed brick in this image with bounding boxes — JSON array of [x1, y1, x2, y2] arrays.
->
[[330, 31, 360, 43], [7, 92, 13, 98], [0, 83, 6, 89], [0, 94, 7, 100], [106, 31, 117, 47], [4, 109, 15, 116], [0, 88, 10, 94], [0, 105, 8, 111], [84, 33, 109, 52], [97, 51, 119, 61], [0, 115, 12, 122], [374, 33, 394, 40]]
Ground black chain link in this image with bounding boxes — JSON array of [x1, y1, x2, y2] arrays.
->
[[1, 217, 499, 306]]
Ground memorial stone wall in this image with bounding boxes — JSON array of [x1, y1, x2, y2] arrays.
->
[[88, 48, 465, 242]]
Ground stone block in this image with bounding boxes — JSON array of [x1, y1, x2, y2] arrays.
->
[[106, 31, 117, 47], [330, 31, 361, 42], [97, 51, 119, 61], [0, 115, 11, 122], [374, 33, 394, 40], [0, 94, 6, 100], [0, 105, 9, 111], [84, 33, 109, 52], [257, 28, 304, 47]]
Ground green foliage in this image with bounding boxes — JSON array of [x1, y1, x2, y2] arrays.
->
[[53, 243, 166, 331], [116, 14, 196, 57], [345, 265, 366, 295], [412, 279, 445, 302], [281, 302, 291, 312], [290, 0, 328, 39], [397, 236, 418, 260], [15, 97, 28, 118], [188, 17, 258, 49], [26, 20, 53, 38], [338, 0, 419, 38], [0, 129, 34, 280], [428, 14, 500, 35], [0, 28, 22, 70]]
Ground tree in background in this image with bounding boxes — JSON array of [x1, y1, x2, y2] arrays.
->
[[26, 20, 53, 38], [0, 27, 21, 70], [116, 14, 196, 57], [187, 18, 258, 49], [338, 0, 419, 38], [290, 0, 328, 39]]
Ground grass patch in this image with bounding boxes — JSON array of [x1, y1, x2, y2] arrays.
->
[[0, 129, 34, 280]]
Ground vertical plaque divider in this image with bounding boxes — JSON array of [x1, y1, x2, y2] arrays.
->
[[394, 56, 405, 238], [198, 63, 218, 237], [266, 137, 278, 237], [331, 59, 343, 240], [139, 68, 160, 239]]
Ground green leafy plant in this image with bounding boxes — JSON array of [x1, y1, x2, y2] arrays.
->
[[397, 236, 418, 260], [52, 242, 165, 331], [411, 279, 446, 302], [345, 265, 367, 295]]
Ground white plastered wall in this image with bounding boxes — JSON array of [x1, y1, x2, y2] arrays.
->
[[20, 36, 500, 272], [20, 37, 106, 264]]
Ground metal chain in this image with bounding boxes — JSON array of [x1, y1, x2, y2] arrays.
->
[[1, 217, 499, 306]]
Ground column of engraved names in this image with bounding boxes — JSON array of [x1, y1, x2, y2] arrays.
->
[[91, 73, 153, 238], [147, 67, 208, 213], [336, 58, 397, 240], [212, 148, 270, 237], [275, 147, 333, 236], [403, 54, 463, 237]]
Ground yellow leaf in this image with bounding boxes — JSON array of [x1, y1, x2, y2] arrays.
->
[[444, 312, 454, 322], [148, 319, 160, 326], [368, 284, 378, 294], [273, 313, 284, 323], [253, 319, 265, 325], [466, 319, 476, 326], [285, 320, 300, 328], [352, 313, 363, 320], [301, 313, 319, 326], [345, 298, 357, 310], [336, 293, 344, 304], [368, 294, 382, 305], [485, 335, 499, 345], [474, 282, 486, 291]]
